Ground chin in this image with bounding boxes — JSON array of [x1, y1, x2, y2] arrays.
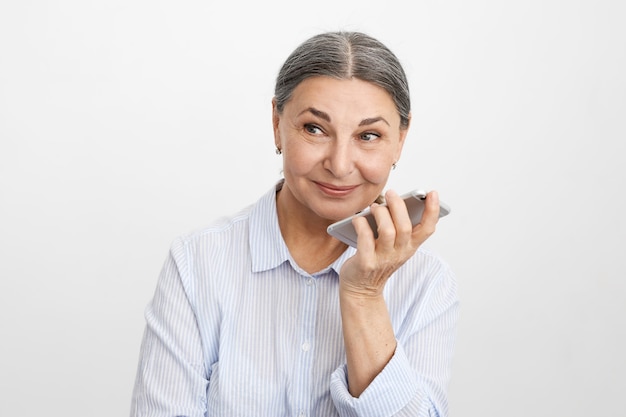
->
[[316, 202, 366, 223]]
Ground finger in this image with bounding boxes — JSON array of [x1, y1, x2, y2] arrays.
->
[[370, 202, 396, 251], [352, 215, 376, 255], [384, 189, 413, 248], [411, 190, 440, 246]]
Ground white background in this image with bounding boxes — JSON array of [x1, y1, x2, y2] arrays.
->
[[1, 1, 624, 416]]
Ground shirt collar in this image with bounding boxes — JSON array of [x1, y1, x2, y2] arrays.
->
[[249, 181, 291, 273], [249, 180, 356, 275], [327, 246, 356, 276]]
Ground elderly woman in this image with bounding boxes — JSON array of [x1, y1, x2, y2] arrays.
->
[[131, 31, 459, 417]]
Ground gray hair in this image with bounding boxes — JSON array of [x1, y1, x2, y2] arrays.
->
[[274, 31, 411, 129]]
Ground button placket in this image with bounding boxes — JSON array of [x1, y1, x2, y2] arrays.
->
[[294, 274, 317, 415]]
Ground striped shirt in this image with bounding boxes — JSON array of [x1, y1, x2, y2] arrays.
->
[[130, 182, 459, 417]]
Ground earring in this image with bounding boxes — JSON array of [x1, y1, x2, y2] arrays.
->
[[275, 147, 282, 155], [392, 162, 397, 170]]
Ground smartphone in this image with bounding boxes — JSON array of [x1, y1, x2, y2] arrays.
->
[[326, 189, 451, 247]]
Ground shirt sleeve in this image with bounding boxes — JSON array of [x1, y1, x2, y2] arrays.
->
[[130, 238, 208, 417], [329, 258, 459, 417]]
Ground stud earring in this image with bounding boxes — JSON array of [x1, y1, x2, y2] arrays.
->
[[275, 148, 282, 155], [392, 162, 397, 170]]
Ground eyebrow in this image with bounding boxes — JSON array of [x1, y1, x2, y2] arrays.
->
[[359, 116, 390, 127], [298, 107, 390, 127], [299, 107, 331, 122]]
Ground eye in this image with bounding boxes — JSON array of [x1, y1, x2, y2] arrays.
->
[[359, 132, 381, 142], [304, 123, 324, 135]]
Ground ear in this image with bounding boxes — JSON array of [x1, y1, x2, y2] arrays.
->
[[272, 98, 281, 149]]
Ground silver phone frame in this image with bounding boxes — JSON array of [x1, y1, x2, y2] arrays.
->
[[326, 189, 451, 247]]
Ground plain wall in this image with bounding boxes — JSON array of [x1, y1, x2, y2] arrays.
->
[[1, 1, 624, 415]]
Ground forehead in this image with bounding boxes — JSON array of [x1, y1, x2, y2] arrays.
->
[[286, 76, 400, 122]]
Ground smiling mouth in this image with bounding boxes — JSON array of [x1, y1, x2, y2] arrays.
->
[[315, 182, 359, 197]]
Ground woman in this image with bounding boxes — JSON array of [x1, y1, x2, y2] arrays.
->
[[131, 31, 459, 417]]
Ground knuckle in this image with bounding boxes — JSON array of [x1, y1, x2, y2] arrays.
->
[[363, 259, 378, 272], [376, 226, 395, 240], [397, 223, 412, 236]]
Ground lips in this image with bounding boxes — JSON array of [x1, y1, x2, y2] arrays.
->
[[315, 182, 359, 197]]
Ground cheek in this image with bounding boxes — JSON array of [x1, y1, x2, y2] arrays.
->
[[357, 154, 393, 184], [283, 144, 317, 176]]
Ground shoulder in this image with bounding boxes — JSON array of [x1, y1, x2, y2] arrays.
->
[[388, 245, 457, 303], [160, 205, 256, 301], [172, 204, 254, 258], [402, 245, 455, 281], [174, 182, 279, 254]]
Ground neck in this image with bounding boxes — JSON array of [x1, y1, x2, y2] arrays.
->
[[276, 185, 348, 273]]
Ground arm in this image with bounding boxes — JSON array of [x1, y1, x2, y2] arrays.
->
[[130, 238, 208, 417], [331, 272, 458, 417], [331, 190, 458, 416], [340, 189, 440, 396]]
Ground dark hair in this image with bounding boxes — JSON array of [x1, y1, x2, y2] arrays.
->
[[274, 31, 411, 129]]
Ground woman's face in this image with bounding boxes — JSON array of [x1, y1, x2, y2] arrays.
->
[[273, 76, 409, 223]]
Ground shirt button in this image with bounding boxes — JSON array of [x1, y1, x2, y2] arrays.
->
[[301, 341, 310, 352], [306, 277, 314, 286]]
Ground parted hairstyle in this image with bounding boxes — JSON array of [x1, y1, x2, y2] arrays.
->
[[274, 31, 411, 129]]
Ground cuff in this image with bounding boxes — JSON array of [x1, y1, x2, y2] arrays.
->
[[330, 343, 420, 417]]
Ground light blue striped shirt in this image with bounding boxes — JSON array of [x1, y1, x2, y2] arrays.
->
[[130, 182, 459, 417]]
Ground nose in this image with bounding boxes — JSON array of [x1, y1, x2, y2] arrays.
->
[[323, 139, 354, 179]]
